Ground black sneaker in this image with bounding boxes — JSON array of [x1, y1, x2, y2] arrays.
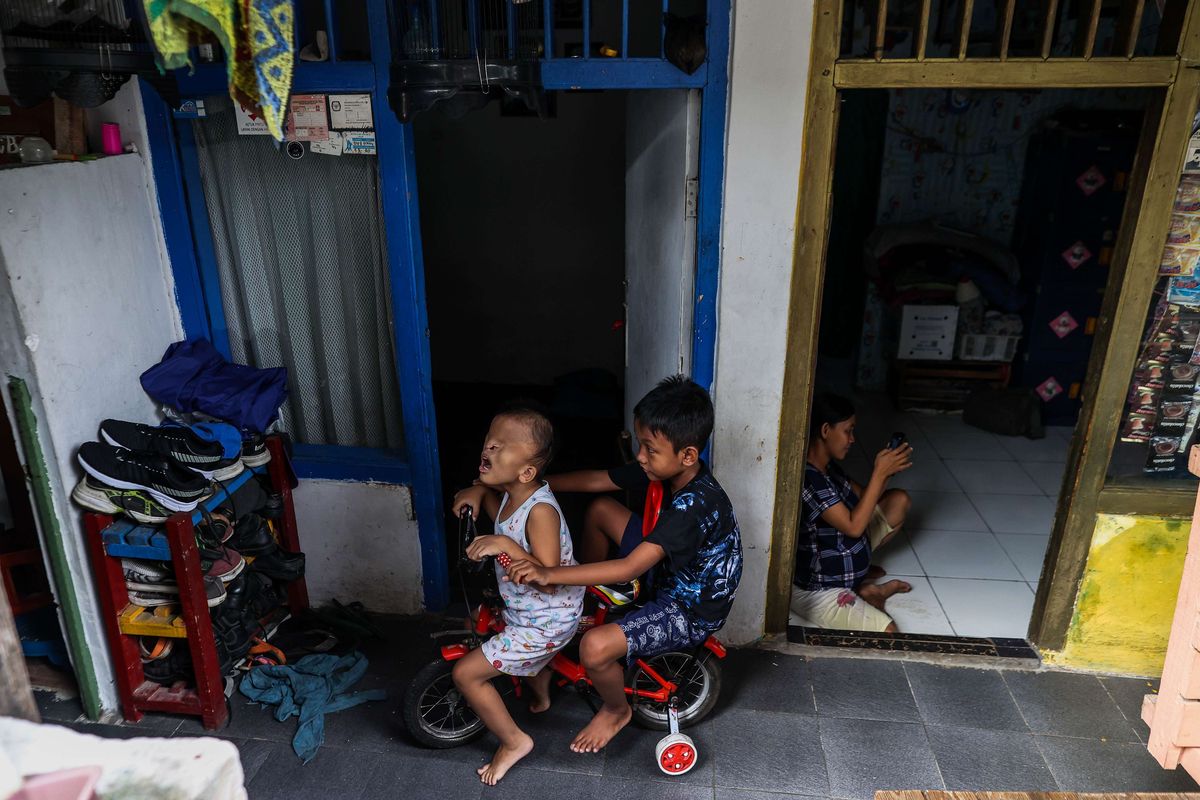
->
[[122, 559, 227, 607], [241, 431, 271, 467], [78, 442, 211, 512], [100, 420, 244, 481]]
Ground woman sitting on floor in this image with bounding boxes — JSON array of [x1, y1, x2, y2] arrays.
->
[[791, 393, 914, 633]]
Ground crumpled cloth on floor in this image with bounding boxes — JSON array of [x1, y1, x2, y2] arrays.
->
[[239, 652, 386, 763], [142, 0, 295, 140]]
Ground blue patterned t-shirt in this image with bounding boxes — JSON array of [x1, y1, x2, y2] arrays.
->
[[609, 461, 743, 632]]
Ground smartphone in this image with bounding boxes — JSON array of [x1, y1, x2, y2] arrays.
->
[[887, 432, 907, 450]]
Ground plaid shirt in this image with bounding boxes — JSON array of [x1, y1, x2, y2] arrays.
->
[[795, 462, 870, 590]]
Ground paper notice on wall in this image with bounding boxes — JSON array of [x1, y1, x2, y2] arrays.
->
[[329, 94, 373, 129], [287, 94, 330, 142], [310, 132, 344, 156], [235, 102, 269, 135], [342, 131, 377, 155]]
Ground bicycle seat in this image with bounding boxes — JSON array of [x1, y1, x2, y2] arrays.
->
[[590, 579, 641, 608]]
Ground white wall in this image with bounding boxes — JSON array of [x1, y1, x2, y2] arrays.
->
[[292, 480, 424, 613], [0, 156, 185, 716], [711, 0, 814, 645]]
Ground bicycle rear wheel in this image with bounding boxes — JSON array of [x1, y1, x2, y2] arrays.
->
[[627, 650, 721, 731]]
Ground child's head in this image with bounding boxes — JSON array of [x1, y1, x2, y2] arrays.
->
[[632, 375, 713, 482], [809, 392, 856, 460], [478, 406, 556, 489]]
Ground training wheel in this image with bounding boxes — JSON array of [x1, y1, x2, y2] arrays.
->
[[655, 732, 698, 776]]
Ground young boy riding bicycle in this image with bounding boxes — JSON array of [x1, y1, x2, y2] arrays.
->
[[503, 375, 743, 754]]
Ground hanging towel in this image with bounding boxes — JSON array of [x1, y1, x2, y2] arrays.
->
[[141, 337, 288, 434], [142, 0, 295, 141], [239, 652, 386, 763]]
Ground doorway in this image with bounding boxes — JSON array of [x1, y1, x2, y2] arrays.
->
[[768, 0, 1200, 651], [413, 88, 700, 544]]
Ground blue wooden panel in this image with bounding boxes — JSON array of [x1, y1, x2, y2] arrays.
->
[[583, 0, 590, 58], [543, 0, 553, 57], [691, 0, 731, 395], [292, 443, 413, 483], [366, 0, 450, 611], [103, 521, 171, 560], [174, 121, 232, 360], [138, 83, 209, 341], [323, 0, 340, 61], [541, 59, 706, 89], [174, 62, 374, 97]]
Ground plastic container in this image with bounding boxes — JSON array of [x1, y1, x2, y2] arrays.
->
[[957, 333, 1020, 362]]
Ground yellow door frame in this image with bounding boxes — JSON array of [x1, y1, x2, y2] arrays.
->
[[767, 0, 1200, 650]]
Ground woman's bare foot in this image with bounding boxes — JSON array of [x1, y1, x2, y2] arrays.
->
[[477, 732, 535, 785], [865, 564, 887, 581], [570, 704, 632, 753], [527, 670, 552, 714], [858, 579, 911, 611]]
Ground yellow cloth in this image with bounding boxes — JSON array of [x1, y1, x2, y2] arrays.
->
[[142, 0, 294, 141]]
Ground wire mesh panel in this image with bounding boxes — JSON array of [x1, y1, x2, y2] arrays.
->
[[191, 106, 405, 451]]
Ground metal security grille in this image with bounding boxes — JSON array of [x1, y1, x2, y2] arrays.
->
[[191, 106, 405, 451], [839, 0, 1183, 62]]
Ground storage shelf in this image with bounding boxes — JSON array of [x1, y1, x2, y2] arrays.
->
[[118, 604, 188, 638]]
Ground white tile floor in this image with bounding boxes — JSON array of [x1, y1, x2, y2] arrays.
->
[[794, 394, 1073, 640]]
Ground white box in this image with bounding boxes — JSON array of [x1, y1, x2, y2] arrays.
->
[[898, 305, 958, 360]]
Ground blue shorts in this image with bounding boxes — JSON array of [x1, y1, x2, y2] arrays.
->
[[617, 597, 711, 659], [617, 513, 644, 557]]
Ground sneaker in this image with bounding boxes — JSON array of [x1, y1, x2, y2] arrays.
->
[[101, 419, 246, 481], [202, 544, 246, 584], [72, 477, 170, 523], [241, 431, 271, 467], [122, 560, 228, 607], [127, 588, 176, 607], [77, 442, 211, 512]]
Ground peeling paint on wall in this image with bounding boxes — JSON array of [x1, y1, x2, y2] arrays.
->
[[1046, 514, 1188, 676]]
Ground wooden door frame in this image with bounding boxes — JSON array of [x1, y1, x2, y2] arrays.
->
[[766, 0, 1200, 650]]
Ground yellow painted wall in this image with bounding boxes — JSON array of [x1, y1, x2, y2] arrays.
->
[[1046, 514, 1188, 676]]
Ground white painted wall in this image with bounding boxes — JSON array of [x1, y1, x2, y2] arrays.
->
[[0, 156, 185, 715], [292, 480, 424, 613], [710, 0, 814, 645], [624, 90, 699, 435]]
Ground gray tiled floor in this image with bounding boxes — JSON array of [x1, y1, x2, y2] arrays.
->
[[32, 624, 1195, 800]]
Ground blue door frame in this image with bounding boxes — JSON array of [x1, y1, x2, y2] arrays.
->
[[140, 0, 730, 611]]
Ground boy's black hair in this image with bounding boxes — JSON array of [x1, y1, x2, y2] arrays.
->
[[633, 375, 713, 452], [495, 401, 557, 475], [809, 392, 856, 438]]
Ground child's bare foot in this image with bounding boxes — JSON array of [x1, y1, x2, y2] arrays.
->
[[865, 564, 887, 581], [570, 704, 632, 753], [527, 671, 552, 714], [477, 732, 534, 785], [858, 579, 911, 611]]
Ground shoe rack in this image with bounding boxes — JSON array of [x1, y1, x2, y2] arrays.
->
[[83, 436, 308, 730]]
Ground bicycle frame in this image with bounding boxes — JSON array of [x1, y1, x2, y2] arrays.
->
[[437, 587, 727, 704]]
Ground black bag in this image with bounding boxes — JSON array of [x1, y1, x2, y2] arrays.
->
[[963, 388, 1045, 439]]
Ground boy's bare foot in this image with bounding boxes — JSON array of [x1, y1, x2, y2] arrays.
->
[[570, 704, 632, 753], [865, 564, 887, 581], [477, 732, 534, 786], [858, 579, 911, 611]]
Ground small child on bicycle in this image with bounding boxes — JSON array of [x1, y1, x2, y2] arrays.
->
[[505, 376, 743, 755], [451, 407, 585, 786]]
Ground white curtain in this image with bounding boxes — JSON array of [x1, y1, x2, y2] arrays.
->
[[192, 108, 404, 450]]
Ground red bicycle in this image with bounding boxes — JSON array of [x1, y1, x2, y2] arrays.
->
[[402, 494, 726, 776]]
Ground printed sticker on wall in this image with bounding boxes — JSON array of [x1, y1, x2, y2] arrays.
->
[[342, 131, 377, 155], [174, 99, 206, 119], [310, 132, 343, 156], [329, 94, 373, 129], [1036, 377, 1064, 402], [1076, 165, 1106, 196], [236, 102, 270, 135], [1049, 311, 1080, 339], [1062, 241, 1093, 270], [287, 95, 330, 142]]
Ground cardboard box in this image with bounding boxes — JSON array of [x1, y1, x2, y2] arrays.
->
[[899, 305, 958, 360]]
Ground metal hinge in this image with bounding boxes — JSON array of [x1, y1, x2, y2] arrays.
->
[[685, 177, 699, 219]]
